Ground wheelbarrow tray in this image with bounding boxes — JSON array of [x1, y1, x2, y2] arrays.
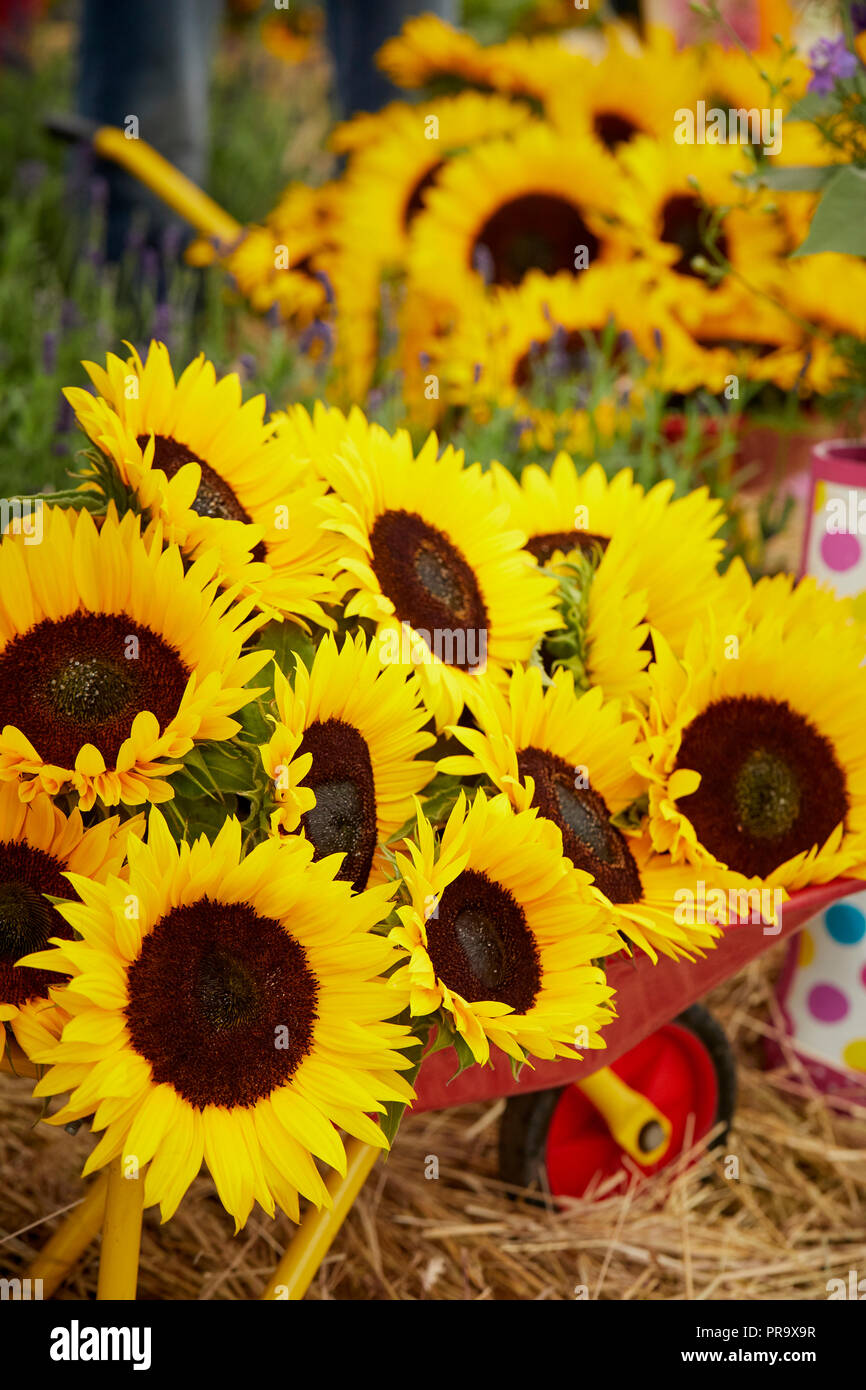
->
[[412, 877, 861, 1114]]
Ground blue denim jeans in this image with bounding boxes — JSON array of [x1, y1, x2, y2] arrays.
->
[[77, 0, 458, 256], [324, 0, 459, 116], [77, 0, 223, 258]]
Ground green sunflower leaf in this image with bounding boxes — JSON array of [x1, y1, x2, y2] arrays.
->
[[448, 1030, 483, 1082], [420, 771, 469, 826], [380, 1044, 426, 1148], [744, 164, 837, 193], [610, 792, 649, 834], [791, 166, 866, 257], [254, 620, 316, 685], [161, 796, 238, 845]]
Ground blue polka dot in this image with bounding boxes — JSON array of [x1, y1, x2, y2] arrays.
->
[[824, 903, 866, 946]]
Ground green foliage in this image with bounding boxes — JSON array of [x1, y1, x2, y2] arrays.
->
[[541, 550, 600, 693], [792, 166, 866, 256]]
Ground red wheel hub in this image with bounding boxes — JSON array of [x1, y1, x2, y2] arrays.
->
[[545, 1023, 719, 1200]]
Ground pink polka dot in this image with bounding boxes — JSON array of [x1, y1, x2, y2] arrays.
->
[[861, 962, 866, 990], [808, 982, 850, 1023], [820, 531, 862, 573]]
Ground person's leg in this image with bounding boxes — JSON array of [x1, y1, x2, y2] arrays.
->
[[324, 0, 459, 118], [77, 0, 223, 259]]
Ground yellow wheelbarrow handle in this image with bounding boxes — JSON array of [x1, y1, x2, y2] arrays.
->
[[46, 113, 242, 248]]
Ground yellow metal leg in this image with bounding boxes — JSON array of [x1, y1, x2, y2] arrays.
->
[[28, 1172, 108, 1298], [576, 1066, 672, 1167], [262, 1139, 379, 1301], [92, 126, 242, 247], [96, 1159, 144, 1301]]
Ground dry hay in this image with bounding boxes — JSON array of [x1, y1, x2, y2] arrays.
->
[[1, 941, 864, 1301]]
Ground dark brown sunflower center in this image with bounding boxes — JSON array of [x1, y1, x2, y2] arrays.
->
[[525, 530, 609, 565], [593, 112, 640, 149], [734, 749, 802, 840], [0, 842, 73, 1008], [692, 335, 779, 358], [473, 194, 600, 287], [517, 746, 643, 903], [369, 509, 489, 670], [140, 434, 250, 526], [0, 612, 190, 769], [299, 718, 377, 892], [404, 161, 444, 226], [674, 695, 849, 879], [513, 326, 631, 391], [139, 433, 267, 564], [659, 195, 729, 280], [196, 948, 260, 1031], [49, 656, 133, 723], [125, 899, 318, 1109], [426, 868, 541, 1012]]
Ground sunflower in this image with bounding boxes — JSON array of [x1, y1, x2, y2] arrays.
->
[[698, 42, 808, 142], [335, 92, 535, 270], [320, 238, 384, 407], [439, 665, 725, 961], [185, 182, 338, 324], [321, 426, 561, 729], [491, 453, 726, 695], [24, 811, 418, 1229], [260, 632, 436, 889], [407, 122, 630, 309], [0, 783, 140, 1065], [616, 136, 787, 316], [65, 342, 340, 627], [435, 265, 664, 411], [647, 271, 846, 397], [638, 611, 866, 890], [547, 24, 704, 150], [783, 253, 866, 344], [269, 400, 377, 482], [0, 505, 269, 810], [375, 13, 576, 100], [389, 790, 617, 1065], [718, 557, 866, 654], [375, 13, 499, 91]]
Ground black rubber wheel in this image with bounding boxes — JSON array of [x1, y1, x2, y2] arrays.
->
[[498, 1003, 737, 1194]]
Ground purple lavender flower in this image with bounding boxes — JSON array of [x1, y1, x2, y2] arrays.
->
[[53, 398, 74, 455], [808, 37, 858, 95], [472, 243, 495, 285], [151, 301, 173, 345], [42, 331, 57, 375], [311, 268, 335, 305], [299, 319, 334, 358], [60, 299, 81, 332], [15, 160, 47, 195]]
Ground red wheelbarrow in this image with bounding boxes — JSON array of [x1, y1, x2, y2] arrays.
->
[[7, 878, 857, 1301]]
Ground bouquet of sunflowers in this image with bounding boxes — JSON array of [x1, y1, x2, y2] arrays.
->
[[188, 16, 866, 445], [1, 339, 865, 1248]]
